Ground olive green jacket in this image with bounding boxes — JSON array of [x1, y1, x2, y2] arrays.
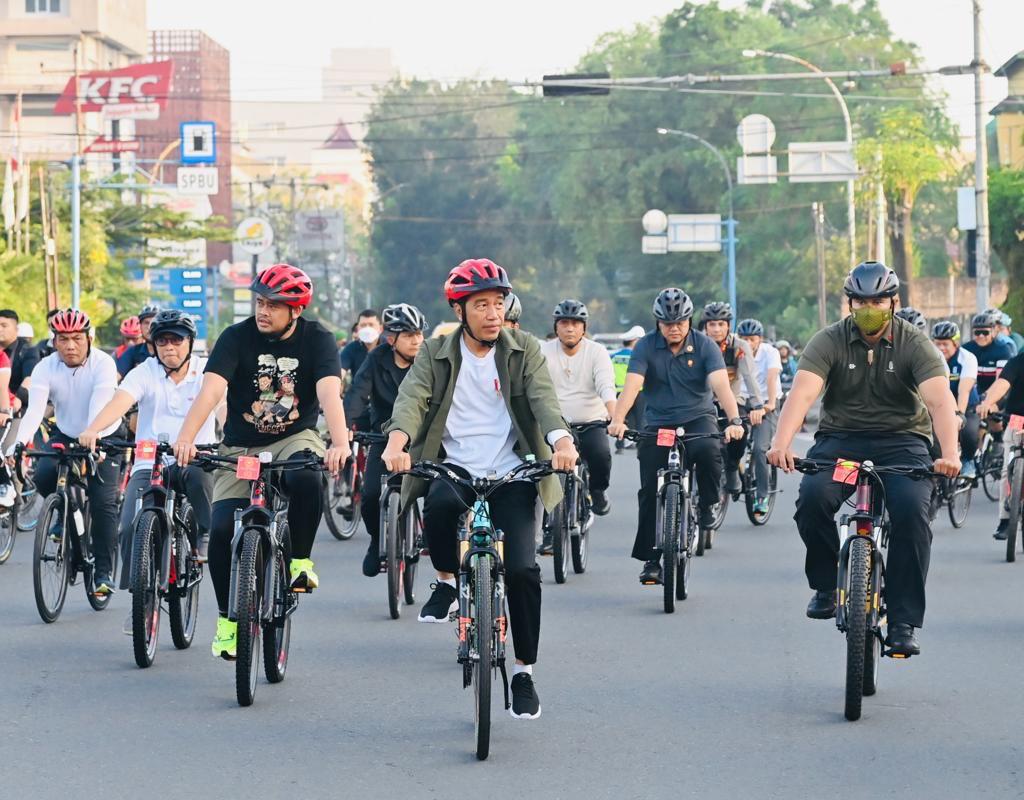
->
[[385, 328, 566, 511]]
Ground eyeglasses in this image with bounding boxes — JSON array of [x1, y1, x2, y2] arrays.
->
[[154, 334, 185, 346], [972, 329, 992, 337], [660, 321, 687, 330]]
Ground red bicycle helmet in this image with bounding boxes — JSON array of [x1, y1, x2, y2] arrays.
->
[[443, 259, 512, 306], [250, 263, 313, 308], [120, 316, 142, 337], [50, 308, 91, 334]]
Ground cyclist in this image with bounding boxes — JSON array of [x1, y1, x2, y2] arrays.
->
[[767, 261, 959, 656], [172, 264, 351, 660], [775, 339, 798, 396], [989, 310, 1019, 357], [80, 310, 217, 631], [895, 306, 928, 332], [0, 351, 12, 507], [698, 301, 764, 495], [0, 308, 40, 414], [381, 258, 577, 720], [608, 288, 745, 585], [343, 302, 427, 578], [114, 316, 142, 359], [115, 305, 160, 378], [539, 299, 615, 528], [7, 309, 124, 594], [736, 318, 781, 514], [964, 310, 1014, 396], [931, 321, 980, 480], [611, 325, 646, 453], [503, 292, 523, 329], [976, 346, 1024, 540]]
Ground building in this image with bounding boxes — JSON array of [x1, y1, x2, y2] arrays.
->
[[0, 0, 147, 159], [991, 50, 1024, 170]]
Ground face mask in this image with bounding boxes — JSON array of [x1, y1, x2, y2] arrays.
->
[[358, 327, 378, 344], [851, 306, 892, 335]]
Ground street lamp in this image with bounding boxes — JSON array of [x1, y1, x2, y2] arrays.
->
[[743, 48, 857, 268], [655, 127, 738, 313]]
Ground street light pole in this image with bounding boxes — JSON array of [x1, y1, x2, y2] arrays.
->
[[656, 127, 738, 313], [744, 49, 857, 268], [973, 0, 991, 312]]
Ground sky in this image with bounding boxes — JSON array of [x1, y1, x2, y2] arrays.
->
[[147, 0, 1021, 150]]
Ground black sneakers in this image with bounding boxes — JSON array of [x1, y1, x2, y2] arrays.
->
[[994, 519, 1009, 540], [418, 581, 458, 623], [510, 672, 541, 719], [536, 531, 554, 556], [362, 542, 381, 577], [886, 622, 921, 656], [806, 590, 837, 619], [639, 560, 662, 585], [590, 490, 610, 516]]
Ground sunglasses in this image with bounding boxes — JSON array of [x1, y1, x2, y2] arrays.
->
[[154, 334, 185, 346], [972, 329, 992, 337]]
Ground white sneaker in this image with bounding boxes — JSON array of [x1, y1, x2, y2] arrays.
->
[[0, 483, 14, 509]]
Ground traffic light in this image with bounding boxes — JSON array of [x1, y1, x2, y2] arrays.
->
[[542, 73, 611, 97]]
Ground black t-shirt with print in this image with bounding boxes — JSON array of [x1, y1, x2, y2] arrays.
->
[[206, 317, 339, 447]]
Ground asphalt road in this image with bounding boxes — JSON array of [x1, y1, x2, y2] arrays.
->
[[2, 432, 1023, 799]]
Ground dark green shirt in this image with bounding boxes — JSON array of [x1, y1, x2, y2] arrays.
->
[[797, 316, 947, 440]]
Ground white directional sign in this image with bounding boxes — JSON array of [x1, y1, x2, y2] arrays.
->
[[235, 217, 274, 255], [668, 214, 722, 253], [737, 113, 778, 185], [788, 142, 858, 183], [177, 167, 220, 195]]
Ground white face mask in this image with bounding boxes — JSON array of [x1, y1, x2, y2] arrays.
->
[[358, 327, 378, 344]]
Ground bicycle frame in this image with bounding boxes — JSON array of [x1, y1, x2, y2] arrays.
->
[[653, 441, 688, 551]]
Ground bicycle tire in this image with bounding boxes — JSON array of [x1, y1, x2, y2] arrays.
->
[[709, 477, 729, 531], [545, 500, 566, 584], [1007, 457, 1023, 562], [33, 494, 69, 623], [571, 487, 589, 574], [263, 519, 291, 684], [16, 486, 41, 532], [0, 502, 17, 564], [385, 492, 403, 619], [677, 490, 692, 601], [131, 510, 162, 668], [552, 495, 570, 585], [236, 529, 263, 707], [982, 438, 1001, 501], [844, 537, 871, 721], [338, 466, 363, 539], [662, 483, 680, 613], [947, 478, 972, 529], [473, 555, 493, 761], [323, 469, 358, 540], [744, 464, 777, 526], [403, 503, 420, 605], [863, 562, 882, 697], [168, 503, 200, 650]]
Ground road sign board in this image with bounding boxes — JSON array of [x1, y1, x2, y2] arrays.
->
[[84, 137, 140, 155], [667, 214, 722, 253], [181, 122, 217, 164], [641, 235, 668, 254], [177, 167, 220, 195], [235, 217, 274, 255], [957, 187, 977, 230], [788, 142, 858, 183]]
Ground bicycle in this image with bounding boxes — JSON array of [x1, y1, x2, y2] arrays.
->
[[793, 457, 937, 721], [624, 428, 722, 612], [120, 438, 213, 668], [739, 444, 780, 526], [997, 417, 1024, 563], [393, 458, 559, 761], [196, 449, 326, 707], [926, 456, 973, 530], [0, 417, 22, 563], [22, 441, 122, 623], [977, 418, 1004, 502], [545, 421, 605, 584], [378, 470, 424, 620], [322, 431, 381, 540]]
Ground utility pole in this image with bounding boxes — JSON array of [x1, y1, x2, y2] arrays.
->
[[973, 0, 991, 312], [813, 202, 827, 329]]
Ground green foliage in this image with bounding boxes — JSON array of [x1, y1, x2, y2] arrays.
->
[[989, 168, 1024, 320]]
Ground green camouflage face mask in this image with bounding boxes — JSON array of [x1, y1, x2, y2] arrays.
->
[[851, 305, 892, 335]]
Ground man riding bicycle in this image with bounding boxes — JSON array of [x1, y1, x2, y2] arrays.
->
[[9, 309, 123, 594], [381, 258, 578, 720], [173, 264, 350, 660], [767, 261, 959, 656], [976, 345, 1024, 540], [608, 289, 745, 585], [80, 310, 217, 633], [736, 318, 782, 513], [343, 302, 428, 578], [931, 321, 980, 480], [115, 305, 160, 379]]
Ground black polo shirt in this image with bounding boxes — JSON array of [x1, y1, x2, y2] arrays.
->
[[343, 341, 410, 433], [627, 328, 726, 428]]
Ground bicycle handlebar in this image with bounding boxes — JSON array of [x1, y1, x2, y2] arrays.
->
[[622, 428, 724, 444], [351, 431, 387, 446], [194, 449, 327, 474], [571, 420, 609, 434], [392, 459, 561, 497], [792, 458, 938, 480]]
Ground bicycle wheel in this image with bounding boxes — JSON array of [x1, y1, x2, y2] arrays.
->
[[947, 478, 972, 529], [17, 484, 41, 532], [0, 502, 17, 564], [473, 555, 493, 761], [571, 483, 589, 575], [552, 496, 570, 585], [1006, 457, 1023, 563], [403, 503, 420, 605], [982, 439, 1002, 501], [677, 492, 692, 601], [844, 537, 872, 721], [863, 562, 882, 697], [338, 464, 363, 539], [130, 510, 162, 668], [168, 504, 200, 650], [709, 476, 729, 531], [263, 520, 292, 684], [385, 491, 403, 619], [662, 483, 680, 614], [322, 469, 357, 540], [236, 529, 263, 707], [744, 463, 777, 526], [33, 494, 69, 623]]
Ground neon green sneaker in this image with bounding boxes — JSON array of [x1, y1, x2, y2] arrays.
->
[[289, 558, 318, 592], [212, 616, 237, 660]]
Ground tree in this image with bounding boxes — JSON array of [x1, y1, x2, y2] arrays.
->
[[990, 168, 1024, 320]]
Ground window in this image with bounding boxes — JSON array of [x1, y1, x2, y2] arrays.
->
[[25, 0, 61, 12]]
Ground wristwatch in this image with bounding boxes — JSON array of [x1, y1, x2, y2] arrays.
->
[[730, 417, 743, 426]]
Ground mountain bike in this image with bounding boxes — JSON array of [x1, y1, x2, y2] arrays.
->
[[323, 431, 382, 540], [624, 428, 722, 613], [977, 418, 1003, 501], [197, 449, 326, 707], [22, 441, 122, 623], [121, 438, 213, 668], [378, 472, 424, 619], [547, 421, 605, 584], [394, 458, 558, 760], [794, 457, 936, 721], [740, 445, 780, 526], [998, 420, 1024, 563], [0, 417, 21, 563]]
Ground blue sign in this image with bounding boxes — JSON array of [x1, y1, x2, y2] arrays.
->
[[166, 267, 208, 339], [180, 121, 217, 165]]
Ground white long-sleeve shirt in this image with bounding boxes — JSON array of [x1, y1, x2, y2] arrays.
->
[[540, 337, 617, 424], [17, 350, 119, 446]]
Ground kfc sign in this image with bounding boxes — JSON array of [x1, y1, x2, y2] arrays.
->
[[53, 60, 174, 115]]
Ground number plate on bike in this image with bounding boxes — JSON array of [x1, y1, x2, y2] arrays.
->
[[1009, 415, 1024, 432], [136, 440, 157, 460], [832, 459, 860, 485], [657, 428, 677, 447], [236, 456, 261, 480]]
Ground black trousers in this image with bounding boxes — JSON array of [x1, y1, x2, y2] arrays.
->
[[960, 411, 980, 459], [359, 441, 387, 543], [794, 432, 933, 627], [33, 429, 122, 578], [208, 454, 325, 616], [632, 414, 722, 562], [423, 465, 541, 665], [576, 423, 611, 493]]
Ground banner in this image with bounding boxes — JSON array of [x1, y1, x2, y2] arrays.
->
[[53, 60, 174, 115]]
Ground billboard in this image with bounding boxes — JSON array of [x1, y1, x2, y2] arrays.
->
[[53, 61, 174, 115], [296, 212, 345, 255]]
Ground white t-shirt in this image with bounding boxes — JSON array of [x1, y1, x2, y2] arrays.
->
[[118, 356, 218, 474], [751, 342, 784, 402], [17, 350, 119, 445], [540, 337, 616, 424], [954, 346, 978, 381]]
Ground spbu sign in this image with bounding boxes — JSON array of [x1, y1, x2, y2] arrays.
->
[[53, 61, 174, 115]]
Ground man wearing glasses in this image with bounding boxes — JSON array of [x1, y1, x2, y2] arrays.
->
[[964, 311, 1014, 400]]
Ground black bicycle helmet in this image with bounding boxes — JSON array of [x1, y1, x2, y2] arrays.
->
[[553, 299, 588, 323], [736, 318, 764, 337], [701, 301, 734, 324], [652, 288, 694, 322], [895, 306, 927, 332], [138, 304, 161, 322], [843, 261, 900, 299], [382, 303, 427, 333], [971, 311, 998, 330], [149, 309, 197, 340], [930, 321, 960, 341], [504, 292, 522, 323]]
